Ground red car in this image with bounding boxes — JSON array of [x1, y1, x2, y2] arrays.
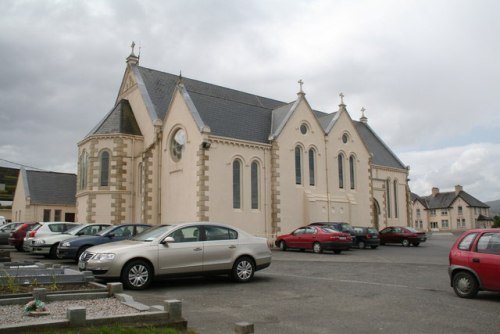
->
[[7, 222, 38, 251], [379, 226, 427, 247], [448, 228, 500, 298], [275, 225, 352, 254]]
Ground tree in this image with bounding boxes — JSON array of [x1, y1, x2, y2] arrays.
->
[[493, 216, 500, 228]]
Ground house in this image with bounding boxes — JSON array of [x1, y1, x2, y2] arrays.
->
[[12, 168, 76, 222], [76, 45, 411, 240], [411, 185, 492, 231]]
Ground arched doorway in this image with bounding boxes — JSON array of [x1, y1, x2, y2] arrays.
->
[[373, 199, 381, 230]]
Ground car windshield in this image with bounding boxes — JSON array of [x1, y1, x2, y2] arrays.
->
[[97, 225, 118, 236], [321, 227, 337, 233], [406, 227, 419, 233], [132, 225, 173, 242], [367, 228, 378, 234]]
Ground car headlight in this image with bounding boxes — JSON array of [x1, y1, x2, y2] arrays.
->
[[92, 253, 115, 262], [61, 241, 71, 247]]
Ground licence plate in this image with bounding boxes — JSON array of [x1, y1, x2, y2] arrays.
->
[[78, 261, 86, 270], [339, 237, 346, 240]]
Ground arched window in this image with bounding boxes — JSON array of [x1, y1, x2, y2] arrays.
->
[[251, 161, 259, 209], [295, 146, 302, 185], [309, 148, 315, 186], [79, 151, 88, 190], [100, 151, 110, 187], [138, 163, 143, 194], [349, 155, 355, 189], [338, 154, 344, 189], [233, 159, 242, 209], [386, 179, 391, 218], [393, 180, 398, 218]]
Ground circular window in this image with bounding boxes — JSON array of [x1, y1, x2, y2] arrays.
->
[[300, 124, 308, 135], [170, 129, 186, 161], [342, 133, 349, 143]]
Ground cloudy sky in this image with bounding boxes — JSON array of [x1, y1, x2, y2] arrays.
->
[[1, 0, 499, 201]]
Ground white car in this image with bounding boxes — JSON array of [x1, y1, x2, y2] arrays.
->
[[79, 222, 272, 290], [23, 222, 80, 252], [31, 223, 111, 258]]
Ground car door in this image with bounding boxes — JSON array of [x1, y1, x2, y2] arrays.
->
[[202, 225, 239, 271], [288, 228, 306, 249], [302, 227, 316, 249], [471, 232, 500, 290], [157, 225, 203, 275]]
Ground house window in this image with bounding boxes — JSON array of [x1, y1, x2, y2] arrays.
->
[[386, 179, 391, 218], [349, 155, 355, 189], [54, 210, 62, 221], [251, 161, 259, 210], [295, 146, 302, 185], [441, 220, 449, 229], [458, 206, 463, 215], [100, 150, 110, 187], [233, 159, 242, 209], [430, 209, 436, 216], [170, 128, 186, 162], [430, 222, 438, 229], [393, 180, 398, 218], [43, 209, 51, 222], [309, 148, 315, 186], [441, 209, 448, 216], [416, 208, 421, 218], [338, 154, 344, 189], [79, 151, 88, 190]]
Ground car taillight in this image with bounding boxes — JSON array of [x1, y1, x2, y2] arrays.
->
[[29, 231, 37, 237], [366, 234, 371, 239]]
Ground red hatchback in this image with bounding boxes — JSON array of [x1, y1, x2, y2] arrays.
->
[[275, 225, 352, 254], [448, 228, 500, 298]]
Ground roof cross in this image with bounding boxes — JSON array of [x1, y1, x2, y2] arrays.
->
[[298, 79, 304, 93], [339, 92, 345, 105], [130, 41, 136, 56]]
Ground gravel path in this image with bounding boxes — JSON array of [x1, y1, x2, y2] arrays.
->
[[0, 298, 140, 327]]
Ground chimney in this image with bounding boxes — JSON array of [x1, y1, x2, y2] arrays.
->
[[455, 185, 463, 195], [432, 187, 439, 197]]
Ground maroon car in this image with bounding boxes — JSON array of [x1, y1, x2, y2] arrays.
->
[[8, 222, 38, 251], [449, 228, 500, 298], [275, 225, 352, 254], [379, 226, 427, 247]]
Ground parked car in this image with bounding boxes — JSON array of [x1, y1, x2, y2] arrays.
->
[[448, 228, 500, 298], [30, 223, 111, 258], [352, 226, 380, 249], [8, 222, 38, 251], [309, 222, 357, 246], [78, 222, 272, 290], [23, 222, 80, 252], [0, 222, 23, 245], [57, 223, 151, 261], [379, 226, 427, 247], [275, 225, 352, 254]]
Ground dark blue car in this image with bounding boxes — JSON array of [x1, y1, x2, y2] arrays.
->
[[56, 224, 151, 261]]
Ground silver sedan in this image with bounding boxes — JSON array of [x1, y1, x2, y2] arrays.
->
[[79, 222, 272, 290]]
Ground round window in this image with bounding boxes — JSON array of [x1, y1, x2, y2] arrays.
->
[[170, 129, 186, 161], [342, 133, 349, 143], [300, 124, 308, 135]]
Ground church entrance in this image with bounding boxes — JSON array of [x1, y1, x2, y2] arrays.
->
[[372, 199, 380, 230]]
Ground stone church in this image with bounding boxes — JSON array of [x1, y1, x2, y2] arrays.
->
[[76, 45, 411, 240]]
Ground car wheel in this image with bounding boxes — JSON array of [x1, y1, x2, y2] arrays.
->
[[402, 239, 410, 247], [333, 250, 342, 254], [279, 240, 287, 251], [313, 242, 323, 254], [121, 260, 153, 290], [49, 243, 59, 259], [232, 256, 255, 283], [412, 242, 420, 247], [453, 271, 479, 299], [15, 245, 24, 252], [358, 241, 366, 249]]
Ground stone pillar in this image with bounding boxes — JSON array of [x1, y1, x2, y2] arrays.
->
[[164, 299, 182, 322], [235, 322, 254, 334], [67, 306, 87, 326]]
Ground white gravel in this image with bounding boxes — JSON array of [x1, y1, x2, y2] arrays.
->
[[0, 298, 140, 327]]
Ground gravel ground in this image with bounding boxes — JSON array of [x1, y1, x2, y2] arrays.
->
[[0, 298, 140, 327]]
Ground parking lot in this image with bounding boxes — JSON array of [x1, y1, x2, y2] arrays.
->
[[6, 234, 500, 334]]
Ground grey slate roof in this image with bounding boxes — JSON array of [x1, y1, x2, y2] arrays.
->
[[22, 169, 76, 205], [418, 191, 489, 209], [89, 99, 142, 136], [90, 65, 407, 170]]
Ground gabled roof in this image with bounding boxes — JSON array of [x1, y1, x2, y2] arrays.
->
[[88, 99, 142, 136], [21, 169, 76, 205], [354, 121, 406, 169], [418, 190, 489, 210], [90, 64, 407, 170]]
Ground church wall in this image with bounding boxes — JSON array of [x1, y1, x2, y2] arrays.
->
[[326, 112, 372, 227], [206, 139, 273, 238]]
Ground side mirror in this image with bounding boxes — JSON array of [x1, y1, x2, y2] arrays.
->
[[162, 236, 175, 244]]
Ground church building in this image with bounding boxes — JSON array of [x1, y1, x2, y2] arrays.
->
[[76, 45, 411, 240]]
